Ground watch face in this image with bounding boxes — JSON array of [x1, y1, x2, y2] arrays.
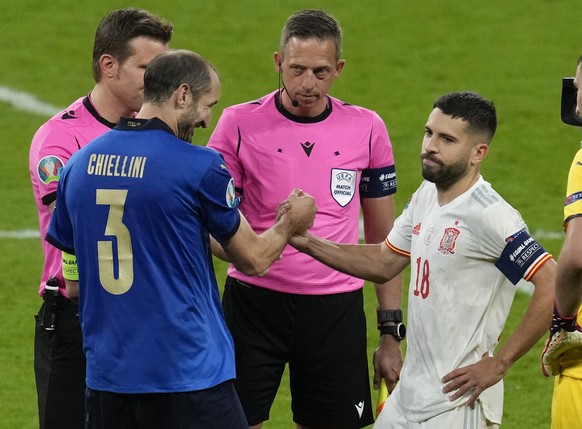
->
[[397, 323, 406, 339], [380, 323, 406, 340]]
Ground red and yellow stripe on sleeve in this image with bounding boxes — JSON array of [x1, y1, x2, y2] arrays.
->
[[523, 253, 554, 282], [384, 239, 410, 258]]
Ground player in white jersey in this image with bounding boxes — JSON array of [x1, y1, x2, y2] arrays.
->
[[288, 91, 555, 428]]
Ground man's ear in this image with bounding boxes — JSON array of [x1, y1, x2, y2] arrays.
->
[[472, 143, 489, 165], [99, 54, 117, 79], [274, 52, 283, 72], [175, 83, 190, 108], [334, 59, 346, 79]]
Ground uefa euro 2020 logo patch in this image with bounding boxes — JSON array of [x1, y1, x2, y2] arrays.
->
[[37, 156, 64, 185], [225, 178, 237, 208]]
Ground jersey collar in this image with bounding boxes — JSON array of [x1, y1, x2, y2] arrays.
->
[[83, 96, 118, 129], [115, 117, 175, 136], [274, 91, 332, 123]]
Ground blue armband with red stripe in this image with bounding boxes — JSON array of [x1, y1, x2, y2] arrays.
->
[[495, 229, 550, 285]]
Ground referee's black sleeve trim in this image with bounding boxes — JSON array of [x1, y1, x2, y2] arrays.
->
[[45, 234, 75, 255], [42, 191, 57, 206]]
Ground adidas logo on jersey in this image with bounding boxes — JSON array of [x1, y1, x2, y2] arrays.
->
[[412, 222, 422, 235]]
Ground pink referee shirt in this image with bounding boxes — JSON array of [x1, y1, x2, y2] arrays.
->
[[208, 91, 396, 294], [29, 96, 115, 297]]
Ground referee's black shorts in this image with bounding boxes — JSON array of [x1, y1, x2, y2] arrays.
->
[[223, 277, 374, 428]]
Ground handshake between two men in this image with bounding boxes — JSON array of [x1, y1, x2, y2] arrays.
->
[[214, 188, 317, 278]]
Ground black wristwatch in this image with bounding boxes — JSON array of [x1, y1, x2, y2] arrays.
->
[[379, 323, 406, 341], [377, 308, 406, 341]]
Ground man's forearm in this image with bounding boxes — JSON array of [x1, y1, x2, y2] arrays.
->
[[555, 218, 582, 316], [210, 236, 230, 262], [301, 234, 394, 284], [555, 258, 582, 317], [497, 263, 554, 369], [224, 219, 290, 277]]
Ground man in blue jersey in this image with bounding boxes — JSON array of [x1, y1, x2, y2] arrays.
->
[[30, 9, 172, 428], [46, 49, 317, 429]]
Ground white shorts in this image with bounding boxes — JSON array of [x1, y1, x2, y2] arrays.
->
[[374, 396, 500, 429]]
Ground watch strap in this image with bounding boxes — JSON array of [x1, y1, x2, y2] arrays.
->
[[380, 323, 406, 341], [377, 308, 403, 328]]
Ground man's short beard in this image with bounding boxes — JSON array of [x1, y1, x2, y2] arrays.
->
[[421, 157, 468, 190], [176, 116, 196, 143]]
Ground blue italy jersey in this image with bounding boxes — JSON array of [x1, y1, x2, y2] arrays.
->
[[47, 118, 240, 393]]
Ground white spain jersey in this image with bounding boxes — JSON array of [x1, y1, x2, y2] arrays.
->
[[385, 176, 552, 424]]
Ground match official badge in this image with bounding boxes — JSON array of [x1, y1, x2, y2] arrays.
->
[[438, 227, 460, 255], [330, 168, 356, 207], [37, 155, 64, 184]]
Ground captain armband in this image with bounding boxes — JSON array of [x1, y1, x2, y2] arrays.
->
[[62, 251, 79, 281], [360, 165, 397, 197], [495, 229, 551, 284]]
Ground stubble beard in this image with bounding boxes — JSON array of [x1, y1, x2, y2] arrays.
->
[[176, 114, 196, 143], [421, 155, 469, 190]]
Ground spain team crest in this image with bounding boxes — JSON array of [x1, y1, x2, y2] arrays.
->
[[438, 227, 460, 255], [330, 168, 356, 207]]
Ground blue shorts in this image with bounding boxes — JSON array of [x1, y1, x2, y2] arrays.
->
[[85, 380, 247, 429], [223, 277, 374, 428]]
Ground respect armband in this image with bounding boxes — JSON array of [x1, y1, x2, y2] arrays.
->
[[62, 251, 79, 281]]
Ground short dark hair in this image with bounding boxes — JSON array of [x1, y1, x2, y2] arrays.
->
[[143, 50, 218, 105], [280, 9, 342, 61], [92, 8, 173, 82], [433, 91, 497, 144]]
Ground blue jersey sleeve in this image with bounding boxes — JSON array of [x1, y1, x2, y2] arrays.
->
[[198, 154, 241, 242]]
